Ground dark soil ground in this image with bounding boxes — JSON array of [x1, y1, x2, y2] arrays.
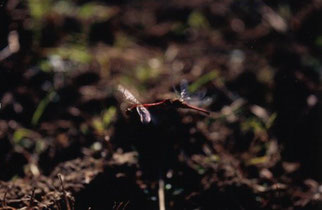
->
[[0, 0, 322, 209]]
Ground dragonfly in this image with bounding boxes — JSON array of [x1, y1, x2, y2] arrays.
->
[[116, 80, 210, 124]]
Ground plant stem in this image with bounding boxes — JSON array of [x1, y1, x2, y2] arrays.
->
[[158, 173, 165, 210]]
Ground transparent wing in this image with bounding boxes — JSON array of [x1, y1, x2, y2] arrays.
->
[[187, 95, 213, 107], [179, 79, 191, 101], [179, 80, 213, 106], [172, 84, 180, 99], [136, 106, 151, 124], [188, 89, 206, 102], [187, 89, 213, 106], [115, 84, 140, 105], [115, 85, 151, 123]]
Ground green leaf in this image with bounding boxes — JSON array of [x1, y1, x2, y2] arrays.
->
[[103, 106, 116, 127], [13, 128, 32, 143], [188, 11, 209, 29], [28, 0, 52, 20]]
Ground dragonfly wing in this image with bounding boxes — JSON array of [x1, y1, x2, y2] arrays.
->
[[187, 89, 213, 106], [115, 84, 141, 119], [180, 79, 191, 100], [193, 89, 207, 100], [136, 106, 151, 124], [115, 84, 140, 105], [188, 96, 213, 107]]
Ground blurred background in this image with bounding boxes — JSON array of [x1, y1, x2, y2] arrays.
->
[[0, 0, 322, 209]]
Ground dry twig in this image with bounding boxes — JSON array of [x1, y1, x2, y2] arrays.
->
[[58, 174, 72, 210]]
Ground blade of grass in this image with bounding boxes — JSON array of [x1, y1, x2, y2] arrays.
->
[[31, 91, 57, 126], [189, 70, 218, 93]]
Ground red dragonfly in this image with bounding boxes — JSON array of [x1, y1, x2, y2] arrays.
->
[[116, 80, 210, 124]]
